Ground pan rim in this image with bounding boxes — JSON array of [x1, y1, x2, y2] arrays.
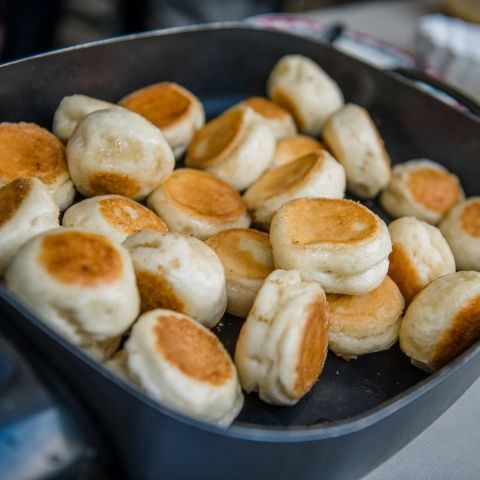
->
[[1, 22, 479, 442], [2, 266, 479, 442]]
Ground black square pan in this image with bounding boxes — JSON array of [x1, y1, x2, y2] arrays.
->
[[1, 23, 480, 480]]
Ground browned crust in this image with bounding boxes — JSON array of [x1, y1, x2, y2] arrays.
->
[[40, 231, 123, 286], [388, 242, 424, 305], [431, 294, 480, 369], [407, 168, 461, 214], [460, 201, 480, 238], [243, 97, 291, 120], [120, 82, 194, 130], [0, 122, 67, 185], [294, 295, 329, 396], [283, 198, 378, 245], [245, 152, 321, 204], [135, 269, 184, 314], [274, 135, 323, 167], [89, 172, 140, 198], [186, 108, 245, 168], [327, 276, 404, 337], [163, 169, 246, 222], [0, 178, 31, 227], [99, 197, 167, 235], [206, 228, 273, 279], [270, 89, 303, 131], [155, 314, 231, 385]]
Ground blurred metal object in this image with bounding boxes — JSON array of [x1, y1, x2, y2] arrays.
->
[[0, 334, 112, 480], [416, 14, 480, 101]]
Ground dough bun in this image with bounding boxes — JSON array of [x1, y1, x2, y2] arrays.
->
[[235, 269, 329, 405]]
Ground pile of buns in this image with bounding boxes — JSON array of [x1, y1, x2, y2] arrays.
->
[[1, 54, 480, 428]]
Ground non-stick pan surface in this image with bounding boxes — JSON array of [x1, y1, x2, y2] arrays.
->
[[1, 23, 480, 480]]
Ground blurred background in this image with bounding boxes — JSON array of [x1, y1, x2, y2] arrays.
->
[[0, 0, 479, 99]]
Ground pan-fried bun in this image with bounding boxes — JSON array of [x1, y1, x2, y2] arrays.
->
[[440, 197, 480, 270], [400, 271, 480, 371], [388, 217, 455, 304], [67, 108, 174, 200], [322, 104, 391, 198], [308, 258, 389, 295], [267, 55, 343, 136], [124, 231, 227, 328], [186, 106, 275, 191], [123, 309, 243, 426], [0, 177, 59, 274], [270, 198, 391, 294], [0, 122, 75, 210], [243, 150, 345, 230], [52, 94, 116, 142], [380, 160, 463, 224], [235, 269, 328, 405], [328, 276, 404, 360], [63, 194, 167, 244], [120, 82, 205, 159], [206, 228, 274, 317], [5, 228, 140, 360], [236, 97, 296, 139], [271, 135, 323, 169], [147, 169, 250, 240]]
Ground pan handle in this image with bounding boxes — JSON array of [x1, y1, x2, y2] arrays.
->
[[391, 67, 480, 117]]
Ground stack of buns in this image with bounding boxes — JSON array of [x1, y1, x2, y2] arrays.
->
[[235, 269, 329, 405], [3, 53, 480, 429], [270, 198, 392, 295]]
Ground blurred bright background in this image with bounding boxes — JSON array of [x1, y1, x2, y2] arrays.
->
[[0, 0, 479, 100]]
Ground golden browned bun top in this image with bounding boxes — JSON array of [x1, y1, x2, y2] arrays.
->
[[388, 242, 423, 305], [0, 178, 31, 227], [40, 230, 123, 286], [163, 169, 247, 222], [271, 89, 303, 130], [120, 82, 194, 130], [246, 152, 321, 203], [294, 295, 329, 396], [242, 96, 291, 120], [460, 200, 480, 238], [99, 197, 167, 235], [407, 167, 461, 213], [135, 269, 184, 314], [327, 276, 404, 336], [431, 294, 480, 369], [89, 172, 140, 198], [0, 122, 67, 185], [206, 228, 273, 279], [154, 314, 232, 385], [280, 198, 378, 245], [186, 107, 245, 168], [274, 135, 323, 167]]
